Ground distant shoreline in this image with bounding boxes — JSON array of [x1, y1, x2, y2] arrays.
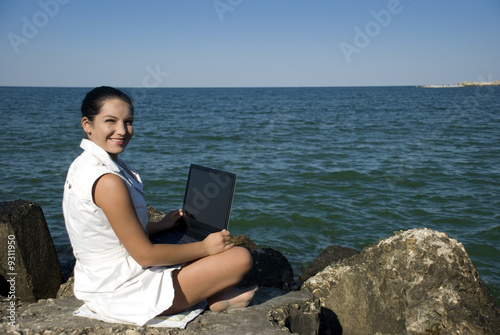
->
[[417, 80, 500, 88]]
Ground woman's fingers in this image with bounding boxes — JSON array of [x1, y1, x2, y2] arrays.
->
[[204, 230, 234, 255]]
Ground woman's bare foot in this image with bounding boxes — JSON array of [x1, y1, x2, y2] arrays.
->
[[208, 286, 258, 312]]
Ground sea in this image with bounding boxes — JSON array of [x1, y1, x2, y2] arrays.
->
[[1, 86, 499, 304]]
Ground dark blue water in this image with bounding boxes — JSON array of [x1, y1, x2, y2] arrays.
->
[[1, 86, 499, 303]]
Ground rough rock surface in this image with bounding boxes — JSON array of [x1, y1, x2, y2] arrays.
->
[[302, 228, 500, 334], [299, 245, 360, 282], [0, 200, 63, 302], [239, 247, 296, 290], [0, 287, 319, 335]]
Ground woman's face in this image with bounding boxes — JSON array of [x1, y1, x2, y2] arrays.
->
[[82, 98, 134, 160]]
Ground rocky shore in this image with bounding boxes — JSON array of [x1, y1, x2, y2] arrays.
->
[[417, 80, 500, 88], [1, 200, 500, 334]]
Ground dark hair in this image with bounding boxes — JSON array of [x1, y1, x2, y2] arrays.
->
[[81, 86, 134, 122]]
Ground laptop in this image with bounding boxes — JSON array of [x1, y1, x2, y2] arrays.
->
[[150, 164, 237, 244]]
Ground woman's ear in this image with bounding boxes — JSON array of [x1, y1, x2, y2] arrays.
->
[[81, 117, 92, 135]]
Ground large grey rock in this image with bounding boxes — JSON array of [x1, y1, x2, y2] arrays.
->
[[302, 228, 500, 335], [0, 287, 320, 334], [0, 200, 63, 302], [299, 245, 360, 282]]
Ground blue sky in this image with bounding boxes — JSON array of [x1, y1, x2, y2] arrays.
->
[[1, 0, 499, 87]]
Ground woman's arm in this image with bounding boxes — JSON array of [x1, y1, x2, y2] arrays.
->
[[93, 173, 233, 267]]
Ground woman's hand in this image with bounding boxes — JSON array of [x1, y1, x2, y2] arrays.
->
[[203, 230, 234, 255], [158, 209, 184, 230], [146, 209, 183, 236]]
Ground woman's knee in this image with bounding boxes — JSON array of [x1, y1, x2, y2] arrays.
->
[[230, 246, 253, 274]]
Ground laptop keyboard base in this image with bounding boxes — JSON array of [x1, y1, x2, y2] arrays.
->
[[150, 230, 200, 245]]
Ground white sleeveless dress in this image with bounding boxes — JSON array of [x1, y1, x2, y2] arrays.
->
[[63, 139, 203, 326]]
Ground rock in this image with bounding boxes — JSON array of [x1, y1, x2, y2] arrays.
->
[[267, 292, 320, 335], [301, 228, 500, 334], [56, 276, 75, 299], [239, 248, 295, 290], [147, 205, 167, 223], [230, 234, 259, 252], [299, 245, 360, 282], [0, 200, 63, 302], [0, 287, 320, 334], [187, 288, 320, 335]]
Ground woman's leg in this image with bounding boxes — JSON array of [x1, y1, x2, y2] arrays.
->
[[161, 246, 254, 315]]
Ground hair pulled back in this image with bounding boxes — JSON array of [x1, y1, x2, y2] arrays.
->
[[81, 86, 134, 122]]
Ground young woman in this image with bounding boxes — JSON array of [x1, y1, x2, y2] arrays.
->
[[63, 86, 256, 326]]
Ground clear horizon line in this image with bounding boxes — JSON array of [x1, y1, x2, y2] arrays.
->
[[0, 84, 433, 89]]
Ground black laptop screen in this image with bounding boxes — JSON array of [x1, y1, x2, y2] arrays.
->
[[182, 165, 236, 231]]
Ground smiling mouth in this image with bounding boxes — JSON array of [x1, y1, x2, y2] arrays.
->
[[109, 138, 125, 145]]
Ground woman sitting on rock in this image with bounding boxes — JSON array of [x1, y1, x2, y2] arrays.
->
[[63, 86, 256, 326]]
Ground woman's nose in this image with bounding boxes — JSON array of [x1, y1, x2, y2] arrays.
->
[[116, 121, 127, 135]]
